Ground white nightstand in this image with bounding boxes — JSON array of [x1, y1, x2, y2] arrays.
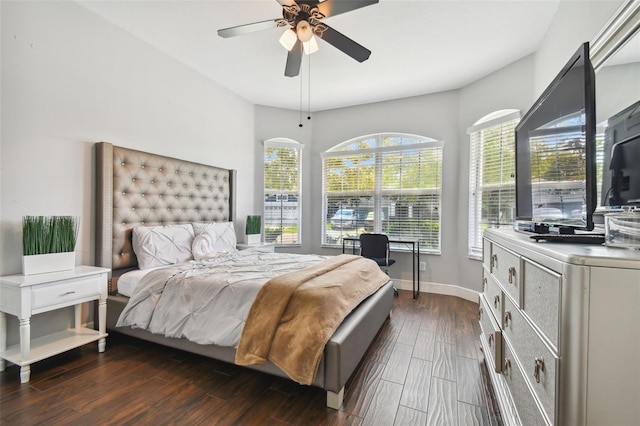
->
[[236, 243, 276, 252], [0, 265, 109, 383]]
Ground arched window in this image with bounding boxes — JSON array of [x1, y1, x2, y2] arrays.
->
[[467, 110, 520, 259], [321, 133, 443, 253], [264, 138, 303, 246]]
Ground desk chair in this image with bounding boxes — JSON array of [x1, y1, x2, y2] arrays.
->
[[359, 233, 398, 295]]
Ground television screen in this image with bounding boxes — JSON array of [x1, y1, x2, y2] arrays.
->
[[515, 42, 596, 232], [601, 100, 640, 207]]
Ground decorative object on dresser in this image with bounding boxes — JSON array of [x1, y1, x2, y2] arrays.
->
[[0, 266, 109, 383], [244, 214, 262, 245], [480, 228, 640, 425], [21, 215, 79, 275]]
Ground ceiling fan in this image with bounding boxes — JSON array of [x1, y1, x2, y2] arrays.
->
[[218, 0, 378, 77]]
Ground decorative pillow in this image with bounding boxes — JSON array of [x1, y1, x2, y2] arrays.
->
[[191, 222, 238, 260], [132, 223, 195, 270]]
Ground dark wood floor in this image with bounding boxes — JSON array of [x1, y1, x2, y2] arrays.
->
[[0, 291, 493, 425]]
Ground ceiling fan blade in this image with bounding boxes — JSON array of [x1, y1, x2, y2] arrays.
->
[[285, 40, 303, 77], [316, 0, 378, 18], [318, 24, 371, 62], [218, 19, 282, 38]]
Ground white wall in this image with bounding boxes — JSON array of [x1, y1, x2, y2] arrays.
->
[[534, 0, 624, 96], [1, 1, 256, 341], [455, 54, 537, 290], [1, 1, 256, 276]]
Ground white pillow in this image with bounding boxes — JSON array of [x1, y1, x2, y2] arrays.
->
[[191, 222, 238, 260], [132, 223, 195, 270]]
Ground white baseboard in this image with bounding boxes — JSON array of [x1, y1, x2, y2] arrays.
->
[[394, 279, 479, 303]]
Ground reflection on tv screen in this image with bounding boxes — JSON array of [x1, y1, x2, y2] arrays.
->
[[529, 114, 588, 227]]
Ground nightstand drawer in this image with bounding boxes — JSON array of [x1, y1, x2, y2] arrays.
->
[[31, 275, 102, 311]]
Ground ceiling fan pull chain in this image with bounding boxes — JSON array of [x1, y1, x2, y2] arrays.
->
[[307, 54, 311, 122], [299, 63, 304, 128]]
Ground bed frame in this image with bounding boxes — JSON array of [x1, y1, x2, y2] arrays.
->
[[94, 142, 394, 409]]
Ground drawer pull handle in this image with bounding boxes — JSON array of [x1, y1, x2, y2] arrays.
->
[[508, 267, 516, 284], [61, 291, 76, 296], [488, 334, 493, 347], [479, 307, 483, 320], [504, 311, 512, 327], [504, 357, 511, 374], [491, 254, 498, 269], [494, 295, 500, 309], [533, 357, 545, 383], [482, 277, 487, 292]]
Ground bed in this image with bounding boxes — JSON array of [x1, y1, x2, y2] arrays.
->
[[94, 142, 394, 409]]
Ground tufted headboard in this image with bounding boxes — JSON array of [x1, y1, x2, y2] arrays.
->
[[95, 142, 236, 285]]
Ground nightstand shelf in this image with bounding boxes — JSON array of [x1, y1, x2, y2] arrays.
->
[[0, 265, 109, 383], [1, 327, 106, 366]]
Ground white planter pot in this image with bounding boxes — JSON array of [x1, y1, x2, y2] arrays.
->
[[22, 252, 75, 276], [244, 234, 261, 245]]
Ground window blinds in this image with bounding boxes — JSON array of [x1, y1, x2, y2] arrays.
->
[[264, 141, 303, 245], [468, 115, 519, 259], [322, 135, 443, 253]]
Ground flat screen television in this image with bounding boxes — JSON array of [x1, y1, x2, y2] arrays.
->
[[515, 42, 597, 233]]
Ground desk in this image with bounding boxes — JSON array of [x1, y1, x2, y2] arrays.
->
[[342, 237, 420, 299]]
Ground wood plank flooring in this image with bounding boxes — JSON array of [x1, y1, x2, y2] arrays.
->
[[0, 291, 495, 425]]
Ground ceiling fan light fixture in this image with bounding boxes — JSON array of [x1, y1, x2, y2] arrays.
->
[[279, 28, 297, 51], [303, 36, 319, 55], [296, 20, 313, 43]]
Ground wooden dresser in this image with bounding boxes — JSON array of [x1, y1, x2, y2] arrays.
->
[[480, 228, 640, 425]]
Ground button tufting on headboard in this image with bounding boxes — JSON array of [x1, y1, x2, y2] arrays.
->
[[95, 142, 236, 275]]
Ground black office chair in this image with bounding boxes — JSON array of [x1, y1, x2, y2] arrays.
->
[[359, 233, 398, 295]]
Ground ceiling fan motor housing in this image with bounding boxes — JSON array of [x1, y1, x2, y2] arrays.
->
[[282, 3, 326, 39]]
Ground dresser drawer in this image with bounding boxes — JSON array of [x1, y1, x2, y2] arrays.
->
[[31, 275, 102, 311], [479, 295, 502, 373], [522, 258, 561, 350], [483, 267, 503, 322], [490, 243, 521, 306], [503, 341, 549, 426], [503, 296, 557, 423]]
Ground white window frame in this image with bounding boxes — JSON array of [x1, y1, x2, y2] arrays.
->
[[467, 110, 520, 259], [263, 138, 303, 246], [321, 133, 443, 254]]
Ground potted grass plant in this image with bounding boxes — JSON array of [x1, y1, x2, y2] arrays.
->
[[244, 215, 262, 245], [22, 215, 79, 275]]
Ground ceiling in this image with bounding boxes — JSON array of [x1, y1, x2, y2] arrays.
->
[[78, 0, 563, 112]]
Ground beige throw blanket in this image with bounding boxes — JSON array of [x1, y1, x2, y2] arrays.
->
[[235, 254, 390, 385]]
